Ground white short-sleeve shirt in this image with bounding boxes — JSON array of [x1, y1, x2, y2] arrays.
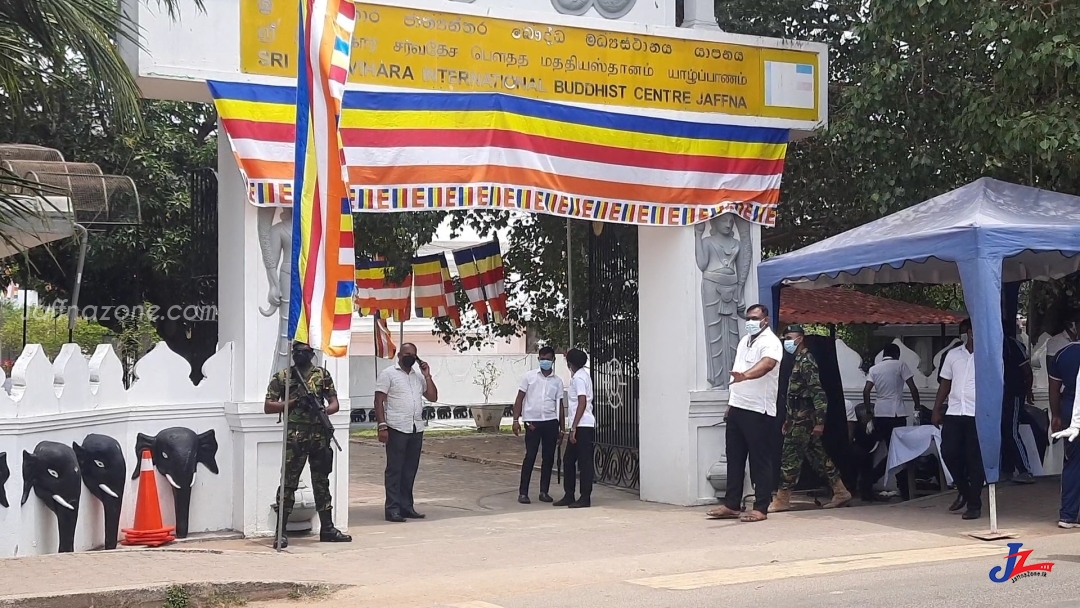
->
[[518, 369, 564, 422], [867, 358, 914, 418], [568, 369, 595, 428], [374, 364, 428, 433], [728, 328, 784, 416], [844, 399, 857, 423], [940, 346, 976, 417]]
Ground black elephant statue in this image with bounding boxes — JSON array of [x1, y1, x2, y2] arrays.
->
[[22, 442, 82, 553], [73, 434, 126, 550], [131, 428, 218, 538], [0, 452, 9, 508]]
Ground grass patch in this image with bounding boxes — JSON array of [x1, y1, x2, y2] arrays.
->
[[351, 425, 514, 439]]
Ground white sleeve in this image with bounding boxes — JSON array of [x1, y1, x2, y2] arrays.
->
[[761, 336, 784, 363], [570, 375, 586, 399], [375, 371, 391, 394], [519, 373, 531, 393], [939, 352, 955, 381], [900, 362, 914, 382]]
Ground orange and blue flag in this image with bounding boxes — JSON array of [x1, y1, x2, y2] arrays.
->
[[452, 240, 508, 324], [288, 0, 356, 356]]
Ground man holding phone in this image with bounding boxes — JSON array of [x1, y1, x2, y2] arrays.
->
[[374, 343, 438, 523]]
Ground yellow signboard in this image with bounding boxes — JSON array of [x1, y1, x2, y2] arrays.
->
[[239, 1, 822, 121]]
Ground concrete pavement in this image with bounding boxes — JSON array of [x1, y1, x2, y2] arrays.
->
[[0, 440, 1077, 607]]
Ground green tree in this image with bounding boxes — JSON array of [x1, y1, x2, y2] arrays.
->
[[0, 302, 110, 366]]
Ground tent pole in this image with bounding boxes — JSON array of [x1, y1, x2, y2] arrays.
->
[[989, 483, 998, 534]]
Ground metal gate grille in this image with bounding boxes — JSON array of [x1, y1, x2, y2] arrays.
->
[[587, 223, 640, 489]]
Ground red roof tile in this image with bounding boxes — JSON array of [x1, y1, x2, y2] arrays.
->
[[779, 287, 965, 326]]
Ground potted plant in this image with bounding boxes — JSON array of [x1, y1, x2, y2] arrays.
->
[[471, 360, 507, 432]]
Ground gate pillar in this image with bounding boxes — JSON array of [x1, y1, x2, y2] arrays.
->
[[216, 123, 352, 536], [638, 222, 761, 506]]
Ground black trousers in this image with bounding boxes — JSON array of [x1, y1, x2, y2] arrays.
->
[[865, 416, 910, 499], [724, 407, 775, 514], [941, 415, 984, 510], [1000, 395, 1031, 476], [385, 428, 424, 515], [563, 426, 595, 502], [519, 419, 559, 495]]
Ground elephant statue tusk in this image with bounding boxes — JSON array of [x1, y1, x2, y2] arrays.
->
[[165, 473, 182, 490], [52, 494, 76, 510], [98, 483, 119, 499]]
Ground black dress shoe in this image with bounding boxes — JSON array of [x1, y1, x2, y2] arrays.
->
[[518, 494, 531, 504], [568, 499, 591, 509], [402, 509, 426, 519], [385, 511, 407, 523], [538, 493, 553, 503], [962, 508, 982, 520], [552, 495, 575, 507], [948, 495, 967, 512], [272, 533, 289, 549], [320, 526, 353, 542]]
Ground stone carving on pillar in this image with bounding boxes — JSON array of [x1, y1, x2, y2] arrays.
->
[[552, 0, 636, 19], [696, 213, 751, 389], [680, 0, 721, 30], [257, 207, 293, 375]]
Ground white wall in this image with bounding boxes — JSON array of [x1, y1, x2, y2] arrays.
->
[[0, 340, 351, 557]]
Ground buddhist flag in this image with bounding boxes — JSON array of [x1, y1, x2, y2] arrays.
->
[[354, 259, 411, 322], [287, 0, 356, 356], [452, 239, 509, 324], [373, 311, 396, 359], [412, 253, 461, 327]]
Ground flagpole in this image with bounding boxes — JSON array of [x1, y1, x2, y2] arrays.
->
[[566, 219, 574, 348], [270, 336, 287, 552]]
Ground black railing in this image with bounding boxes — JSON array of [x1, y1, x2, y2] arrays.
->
[[587, 223, 640, 490]]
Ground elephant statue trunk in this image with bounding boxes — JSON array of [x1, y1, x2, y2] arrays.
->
[[132, 428, 219, 539], [22, 442, 82, 553], [74, 434, 126, 550]]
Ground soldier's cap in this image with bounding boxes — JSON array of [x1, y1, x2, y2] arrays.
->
[[293, 341, 313, 352], [784, 324, 806, 336]]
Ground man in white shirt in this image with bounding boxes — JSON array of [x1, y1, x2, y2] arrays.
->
[[932, 319, 983, 520], [513, 346, 565, 504], [862, 343, 921, 501], [706, 303, 783, 523], [1045, 319, 1079, 364], [554, 348, 595, 509], [374, 343, 438, 523]]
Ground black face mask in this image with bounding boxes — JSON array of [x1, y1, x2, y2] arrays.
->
[[293, 351, 314, 367], [400, 354, 417, 368]]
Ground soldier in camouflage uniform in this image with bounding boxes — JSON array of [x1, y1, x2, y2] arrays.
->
[[264, 341, 352, 548], [770, 325, 852, 512]]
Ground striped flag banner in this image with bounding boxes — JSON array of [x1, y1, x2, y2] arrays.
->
[[354, 259, 412, 322], [412, 253, 460, 327], [287, 0, 356, 356], [452, 239, 508, 325], [208, 82, 789, 228], [373, 311, 396, 359]]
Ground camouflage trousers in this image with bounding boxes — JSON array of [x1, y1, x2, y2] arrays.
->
[[779, 424, 841, 490], [276, 424, 334, 519]]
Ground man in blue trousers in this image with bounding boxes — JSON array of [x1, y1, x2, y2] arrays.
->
[[1049, 325, 1080, 529]]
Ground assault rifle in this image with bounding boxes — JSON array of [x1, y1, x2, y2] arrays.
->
[[291, 367, 343, 452]]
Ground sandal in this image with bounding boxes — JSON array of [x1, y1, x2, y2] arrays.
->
[[739, 510, 768, 522], [705, 505, 742, 520]]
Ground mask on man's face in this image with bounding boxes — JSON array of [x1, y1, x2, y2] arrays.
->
[[293, 350, 314, 366], [539, 359, 554, 372], [746, 319, 764, 336], [783, 339, 797, 354], [400, 354, 417, 368]]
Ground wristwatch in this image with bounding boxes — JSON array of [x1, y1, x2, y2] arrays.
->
[[377, 423, 388, 431]]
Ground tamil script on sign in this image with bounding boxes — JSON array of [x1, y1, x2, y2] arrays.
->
[[239, 0, 822, 122]]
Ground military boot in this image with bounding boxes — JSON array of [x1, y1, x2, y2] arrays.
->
[[272, 506, 289, 549], [769, 488, 792, 513], [823, 479, 852, 509], [318, 510, 352, 542]]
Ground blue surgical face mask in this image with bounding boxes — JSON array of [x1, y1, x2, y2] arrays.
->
[[539, 359, 554, 372], [746, 319, 763, 336], [784, 340, 797, 354]]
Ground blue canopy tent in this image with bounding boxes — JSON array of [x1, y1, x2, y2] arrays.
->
[[758, 178, 1080, 516]]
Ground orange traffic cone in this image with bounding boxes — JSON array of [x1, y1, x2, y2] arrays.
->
[[121, 449, 175, 547]]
